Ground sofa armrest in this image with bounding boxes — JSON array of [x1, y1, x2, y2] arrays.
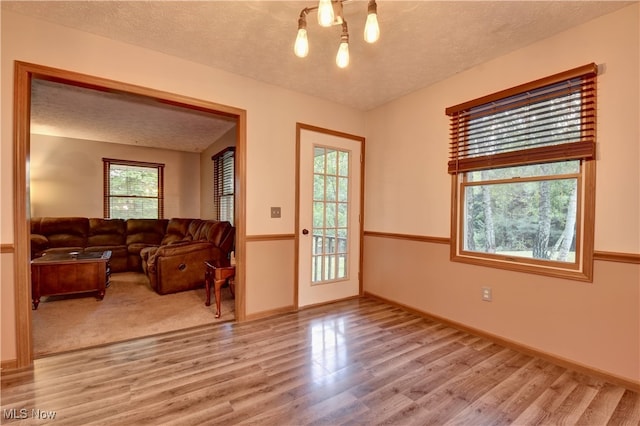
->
[[30, 234, 49, 257], [155, 241, 212, 257], [147, 241, 212, 272]]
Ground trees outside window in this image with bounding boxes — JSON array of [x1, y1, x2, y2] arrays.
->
[[446, 64, 597, 281], [103, 158, 164, 219]]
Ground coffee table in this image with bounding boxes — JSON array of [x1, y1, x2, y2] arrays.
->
[[204, 260, 235, 318], [31, 250, 112, 309]]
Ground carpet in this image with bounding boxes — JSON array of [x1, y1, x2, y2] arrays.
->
[[32, 272, 235, 357]]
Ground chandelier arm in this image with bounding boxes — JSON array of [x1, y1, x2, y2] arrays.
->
[[299, 7, 313, 18], [295, 0, 376, 68], [341, 20, 349, 41]]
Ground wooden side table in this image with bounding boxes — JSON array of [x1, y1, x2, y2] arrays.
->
[[204, 260, 235, 318]]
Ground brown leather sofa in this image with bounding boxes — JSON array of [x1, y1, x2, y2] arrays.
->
[[30, 217, 234, 295]]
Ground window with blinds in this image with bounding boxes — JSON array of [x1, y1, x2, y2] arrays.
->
[[445, 64, 597, 281], [212, 147, 235, 225], [103, 158, 164, 219]]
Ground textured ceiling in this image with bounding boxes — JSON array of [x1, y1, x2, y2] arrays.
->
[[4, 0, 634, 152], [31, 79, 237, 152]]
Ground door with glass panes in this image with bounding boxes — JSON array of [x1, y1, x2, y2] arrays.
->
[[297, 125, 363, 307]]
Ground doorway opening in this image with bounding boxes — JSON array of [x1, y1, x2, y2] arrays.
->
[[13, 61, 247, 366]]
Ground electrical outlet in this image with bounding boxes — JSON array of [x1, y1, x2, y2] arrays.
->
[[482, 287, 492, 302], [270, 207, 281, 218]]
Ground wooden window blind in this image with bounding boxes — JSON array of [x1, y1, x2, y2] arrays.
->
[[212, 147, 235, 224], [446, 63, 597, 174]]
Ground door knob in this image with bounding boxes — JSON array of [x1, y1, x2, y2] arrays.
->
[[302, 229, 309, 235]]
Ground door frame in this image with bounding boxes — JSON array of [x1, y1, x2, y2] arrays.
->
[[12, 61, 247, 368], [294, 122, 365, 309]]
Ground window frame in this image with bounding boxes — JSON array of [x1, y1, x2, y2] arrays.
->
[[103, 158, 165, 219], [212, 147, 235, 225], [446, 64, 597, 281]]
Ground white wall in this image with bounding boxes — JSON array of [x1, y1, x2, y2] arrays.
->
[[363, 4, 639, 383], [30, 134, 201, 218]]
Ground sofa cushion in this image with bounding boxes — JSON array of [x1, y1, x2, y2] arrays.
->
[[30, 234, 49, 256], [88, 218, 126, 246], [186, 219, 205, 240], [161, 218, 193, 245], [196, 221, 233, 246], [38, 217, 89, 249], [126, 219, 168, 246]]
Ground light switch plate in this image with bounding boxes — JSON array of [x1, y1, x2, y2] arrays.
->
[[271, 207, 281, 218]]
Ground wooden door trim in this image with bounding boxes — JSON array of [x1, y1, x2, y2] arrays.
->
[[12, 61, 247, 368]]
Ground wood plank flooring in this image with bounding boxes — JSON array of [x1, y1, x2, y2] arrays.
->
[[2, 297, 639, 425]]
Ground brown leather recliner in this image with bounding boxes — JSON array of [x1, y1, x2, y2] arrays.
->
[[144, 219, 234, 295]]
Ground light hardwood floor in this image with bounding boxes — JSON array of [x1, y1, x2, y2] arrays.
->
[[1, 297, 639, 425]]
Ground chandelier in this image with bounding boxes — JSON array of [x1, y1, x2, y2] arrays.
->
[[294, 0, 380, 68]]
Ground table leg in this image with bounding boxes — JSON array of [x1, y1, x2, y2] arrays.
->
[[204, 268, 212, 306], [229, 278, 235, 298], [214, 278, 225, 318]]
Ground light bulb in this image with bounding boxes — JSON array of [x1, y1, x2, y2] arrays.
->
[[317, 0, 334, 27], [294, 28, 309, 58], [364, 13, 380, 43], [336, 41, 349, 68]]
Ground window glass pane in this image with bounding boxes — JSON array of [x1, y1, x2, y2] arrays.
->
[[107, 162, 162, 219], [313, 174, 325, 201], [313, 202, 325, 228], [110, 197, 158, 219], [337, 203, 348, 227], [338, 151, 349, 176], [110, 165, 158, 196], [338, 177, 349, 202], [325, 176, 337, 201], [314, 147, 325, 173], [325, 228, 336, 254], [463, 177, 578, 263], [326, 149, 338, 175], [337, 227, 348, 253], [325, 203, 336, 227], [312, 231, 324, 255]]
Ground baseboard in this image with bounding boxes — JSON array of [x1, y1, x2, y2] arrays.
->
[[244, 305, 296, 322], [0, 359, 19, 372], [243, 295, 361, 322], [364, 291, 640, 393], [298, 295, 361, 311]]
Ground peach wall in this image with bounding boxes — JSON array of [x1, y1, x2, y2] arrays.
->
[[245, 239, 295, 315], [0, 252, 16, 364], [363, 4, 639, 383], [0, 10, 365, 364], [363, 237, 640, 383], [30, 134, 201, 218]]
